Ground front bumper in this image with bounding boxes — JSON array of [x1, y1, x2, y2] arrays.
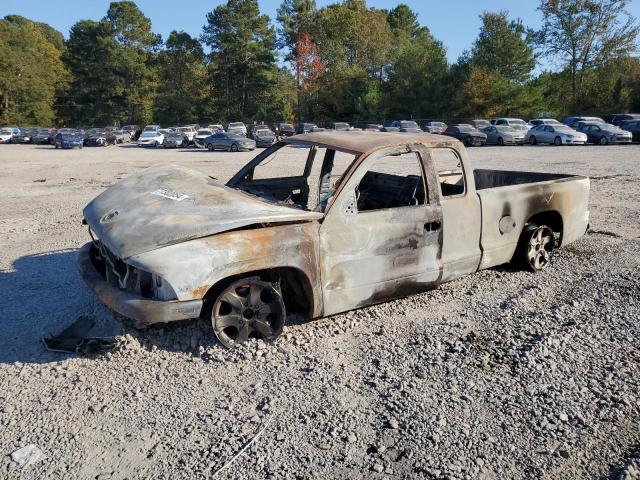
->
[[77, 243, 203, 327]]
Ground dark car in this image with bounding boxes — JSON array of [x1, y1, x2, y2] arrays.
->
[[575, 122, 632, 145], [252, 127, 276, 147], [32, 128, 57, 144], [54, 132, 84, 149], [11, 128, 36, 144], [605, 113, 640, 126], [277, 123, 296, 137], [619, 120, 640, 142], [84, 130, 113, 147], [443, 124, 487, 146], [162, 131, 189, 148], [327, 122, 352, 131]]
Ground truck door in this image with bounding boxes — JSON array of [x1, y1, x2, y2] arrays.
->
[[319, 144, 443, 316]]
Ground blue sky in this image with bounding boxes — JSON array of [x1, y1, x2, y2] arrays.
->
[[2, 0, 639, 66]]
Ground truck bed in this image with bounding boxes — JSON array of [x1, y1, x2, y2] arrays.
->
[[471, 169, 590, 270], [474, 169, 578, 190]]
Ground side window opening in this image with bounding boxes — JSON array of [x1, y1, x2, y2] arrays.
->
[[431, 148, 465, 197], [356, 151, 426, 213]]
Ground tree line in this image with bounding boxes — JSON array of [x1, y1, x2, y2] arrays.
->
[[0, 0, 638, 127]]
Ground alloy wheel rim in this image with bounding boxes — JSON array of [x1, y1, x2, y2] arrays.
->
[[213, 280, 284, 348], [526, 227, 554, 271]]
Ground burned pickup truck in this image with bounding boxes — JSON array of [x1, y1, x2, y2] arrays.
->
[[79, 132, 590, 347]]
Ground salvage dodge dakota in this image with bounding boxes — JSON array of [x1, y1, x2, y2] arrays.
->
[[79, 132, 590, 348]]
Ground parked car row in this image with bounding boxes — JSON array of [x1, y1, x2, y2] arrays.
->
[[3, 113, 639, 152]]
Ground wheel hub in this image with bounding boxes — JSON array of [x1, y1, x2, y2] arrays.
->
[[212, 279, 285, 348]]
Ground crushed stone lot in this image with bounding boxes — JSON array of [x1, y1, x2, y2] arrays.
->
[[0, 142, 639, 479]]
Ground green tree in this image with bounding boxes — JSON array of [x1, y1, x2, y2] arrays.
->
[[153, 31, 207, 125], [386, 4, 420, 39], [276, 0, 317, 61], [4, 15, 65, 51], [62, 20, 121, 125], [202, 0, 279, 121], [0, 18, 67, 125], [537, 0, 640, 108], [105, 1, 161, 124], [384, 27, 449, 119], [471, 11, 535, 83]]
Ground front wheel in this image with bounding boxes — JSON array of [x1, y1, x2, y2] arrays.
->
[[529, 136, 537, 145], [515, 224, 555, 272], [554, 136, 562, 146], [599, 136, 609, 145], [211, 278, 285, 348], [497, 137, 504, 146], [206, 143, 214, 151], [230, 143, 239, 152]]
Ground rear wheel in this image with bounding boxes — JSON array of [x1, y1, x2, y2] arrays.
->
[[231, 143, 239, 152], [211, 277, 285, 348], [515, 224, 555, 272], [599, 136, 609, 145], [529, 136, 537, 145], [554, 136, 562, 146]]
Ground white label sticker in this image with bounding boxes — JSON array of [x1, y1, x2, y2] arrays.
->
[[151, 188, 190, 201]]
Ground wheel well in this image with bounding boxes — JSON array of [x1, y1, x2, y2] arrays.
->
[[526, 210, 563, 240], [201, 267, 313, 320]]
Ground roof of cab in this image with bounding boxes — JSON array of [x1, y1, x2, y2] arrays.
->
[[283, 131, 459, 155]]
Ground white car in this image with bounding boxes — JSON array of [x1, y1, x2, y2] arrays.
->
[[491, 117, 530, 134], [137, 131, 164, 147], [177, 126, 197, 142], [525, 124, 587, 146], [142, 124, 161, 133], [194, 129, 213, 147], [208, 124, 225, 133], [227, 122, 247, 137], [0, 128, 15, 143]]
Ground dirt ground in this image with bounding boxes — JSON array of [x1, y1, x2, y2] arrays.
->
[[0, 141, 638, 479]]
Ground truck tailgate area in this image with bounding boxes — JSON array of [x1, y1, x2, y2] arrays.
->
[[474, 170, 590, 270]]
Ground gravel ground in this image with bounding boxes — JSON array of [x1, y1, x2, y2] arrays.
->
[[0, 142, 638, 479]]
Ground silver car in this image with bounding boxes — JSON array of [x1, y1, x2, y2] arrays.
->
[[205, 132, 256, 151], [482, 125, 524, 145], [525, 124, 587, 146]]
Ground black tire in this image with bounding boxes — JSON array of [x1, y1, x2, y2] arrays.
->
[[514, 224, 555, 272], [211, 277, 285, 348], [497, 137, 504, 146], [599, 136, 609, 145], [206, 143, 214, 151], [554, 136, 562, 146], [231, 143, 239, 152], [464, 137, 471, 147], [529, 136, 537, 145]]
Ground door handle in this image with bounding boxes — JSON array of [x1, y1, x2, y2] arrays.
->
[[424, 221, 441, 232]]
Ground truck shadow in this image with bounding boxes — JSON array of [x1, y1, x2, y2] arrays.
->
[[0, 249, 94, 364], [0, 249, 232, 364]]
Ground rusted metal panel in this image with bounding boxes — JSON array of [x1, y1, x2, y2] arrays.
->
[[79, 131, 590, 330], [83, 163, 322, 259], [476, 172, 590, 269], [318, 144, 443, 316], [126, 222, 324, 316]]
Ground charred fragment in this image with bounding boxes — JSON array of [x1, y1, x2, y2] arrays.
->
[[78, 131, 590, 347]]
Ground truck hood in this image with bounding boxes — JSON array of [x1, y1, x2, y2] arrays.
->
[[83, 163, 323, 259]]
